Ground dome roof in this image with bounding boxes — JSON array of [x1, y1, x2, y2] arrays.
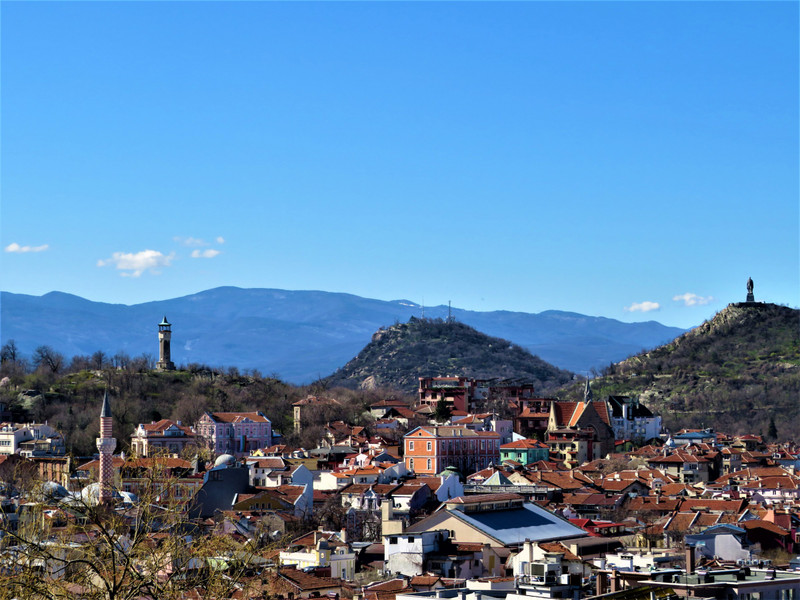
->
[[213, 454, 236, 468], [118, 491, 138, 504], [41, 481, 69, 500], [80, 483, 122, 506]]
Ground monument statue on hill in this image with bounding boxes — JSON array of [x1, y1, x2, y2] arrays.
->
[[746, 277, 755, 303]]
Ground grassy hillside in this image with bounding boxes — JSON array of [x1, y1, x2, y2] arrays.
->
[[556, 303, 800, 439], [322, 317, 575, 394]]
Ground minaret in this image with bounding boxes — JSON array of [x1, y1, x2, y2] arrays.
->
[[156, 316, 176, 371], [96, 389, 116, 504]]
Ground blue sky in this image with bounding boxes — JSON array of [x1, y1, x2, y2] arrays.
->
[[2, 1, 797, 329]]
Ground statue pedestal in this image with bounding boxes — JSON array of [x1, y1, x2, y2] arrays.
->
[[746, 293, 755, 303]]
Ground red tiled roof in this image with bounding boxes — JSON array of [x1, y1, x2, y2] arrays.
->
[[501, 439, 548, 449], [279, 567, 348, 591], [247, 458, 287, 469], [365, 579, 409, 592], [370, 399, 410, 408], [140, 419, 194, 435], [392, 483, 431, 496], [410, 576, 441, 587], [537, 541, 580, 561], [627, 496, 681, 512], [739, 519, 790, 536], [209, 412, 270, 423]]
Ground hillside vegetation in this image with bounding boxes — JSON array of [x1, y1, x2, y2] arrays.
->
[[322, 317, 575, 394], [0, 359, 410, 456], [556, 303, 800, 439]]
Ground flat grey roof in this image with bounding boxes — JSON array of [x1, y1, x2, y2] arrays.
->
[[452, 502, 586, 546]]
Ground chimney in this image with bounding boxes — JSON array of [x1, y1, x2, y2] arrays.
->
[[523, 538, 533, 564], [685, 545, 696, 575]]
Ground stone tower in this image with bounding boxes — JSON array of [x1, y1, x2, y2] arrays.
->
[[96, 389, 116, 504], [156, 316, 176, 371]]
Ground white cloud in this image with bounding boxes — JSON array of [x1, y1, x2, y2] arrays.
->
[[673, 292, 714, 306], [4, 242, 49, 253], [174, 236, 207, 247], [97, 249, 175, 277], [624, 301, 661, 313], [191, 249, 221, 259], [174, 235, 225, 247]]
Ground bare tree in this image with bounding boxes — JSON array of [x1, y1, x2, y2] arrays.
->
[[32, 345, 65, 374], [0, 340, 20, 364], [91, 351, 109, 370], [0, 456, 268, 599]]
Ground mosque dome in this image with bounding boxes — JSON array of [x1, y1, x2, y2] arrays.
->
[[118, 490, 138, 504], [40, 480, 69, 501], [80, 482, 122, 506], [213, 454, 236, 468]]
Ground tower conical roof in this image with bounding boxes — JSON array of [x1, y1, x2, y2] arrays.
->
[[159, 316, 170, 326], [101, 389, 112, 418], [583, 379, 593, 404]]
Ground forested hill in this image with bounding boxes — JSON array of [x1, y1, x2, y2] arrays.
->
[[556, 303, 800, 439], [321, 317, 575, 394]]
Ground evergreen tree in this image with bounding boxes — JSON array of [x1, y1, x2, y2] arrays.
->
[[434, 397, 452, 424], [768, 415, 778, 440]]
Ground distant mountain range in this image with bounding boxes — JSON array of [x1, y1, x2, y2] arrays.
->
[[0, 287, 686, 383], [322, 317, 575, 394]]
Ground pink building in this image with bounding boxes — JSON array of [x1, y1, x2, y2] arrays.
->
[[195, 411, 272, 457]]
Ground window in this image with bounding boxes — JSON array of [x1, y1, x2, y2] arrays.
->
[[427, 459, 432, 470], [409, 441, 414, 451], [407, 536, 415, 543], [389, 537, 397, 544], [427, 441, 432, 451], [409, 458, 414, 470]]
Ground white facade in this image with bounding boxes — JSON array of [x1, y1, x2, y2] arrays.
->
[[384, 530, 449, 576], [608, 400, 662, 442], [248, 462, 313, 489], [279, 539, 356, 580], [0, 424, 33, 455]]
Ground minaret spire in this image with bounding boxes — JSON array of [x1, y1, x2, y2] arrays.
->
[[100, 388, 112, 418]]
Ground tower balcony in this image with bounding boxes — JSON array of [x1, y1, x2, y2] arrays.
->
[[96, 437, 117, 452]]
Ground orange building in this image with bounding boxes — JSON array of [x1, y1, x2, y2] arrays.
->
[[403, 426, 500, 476]]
